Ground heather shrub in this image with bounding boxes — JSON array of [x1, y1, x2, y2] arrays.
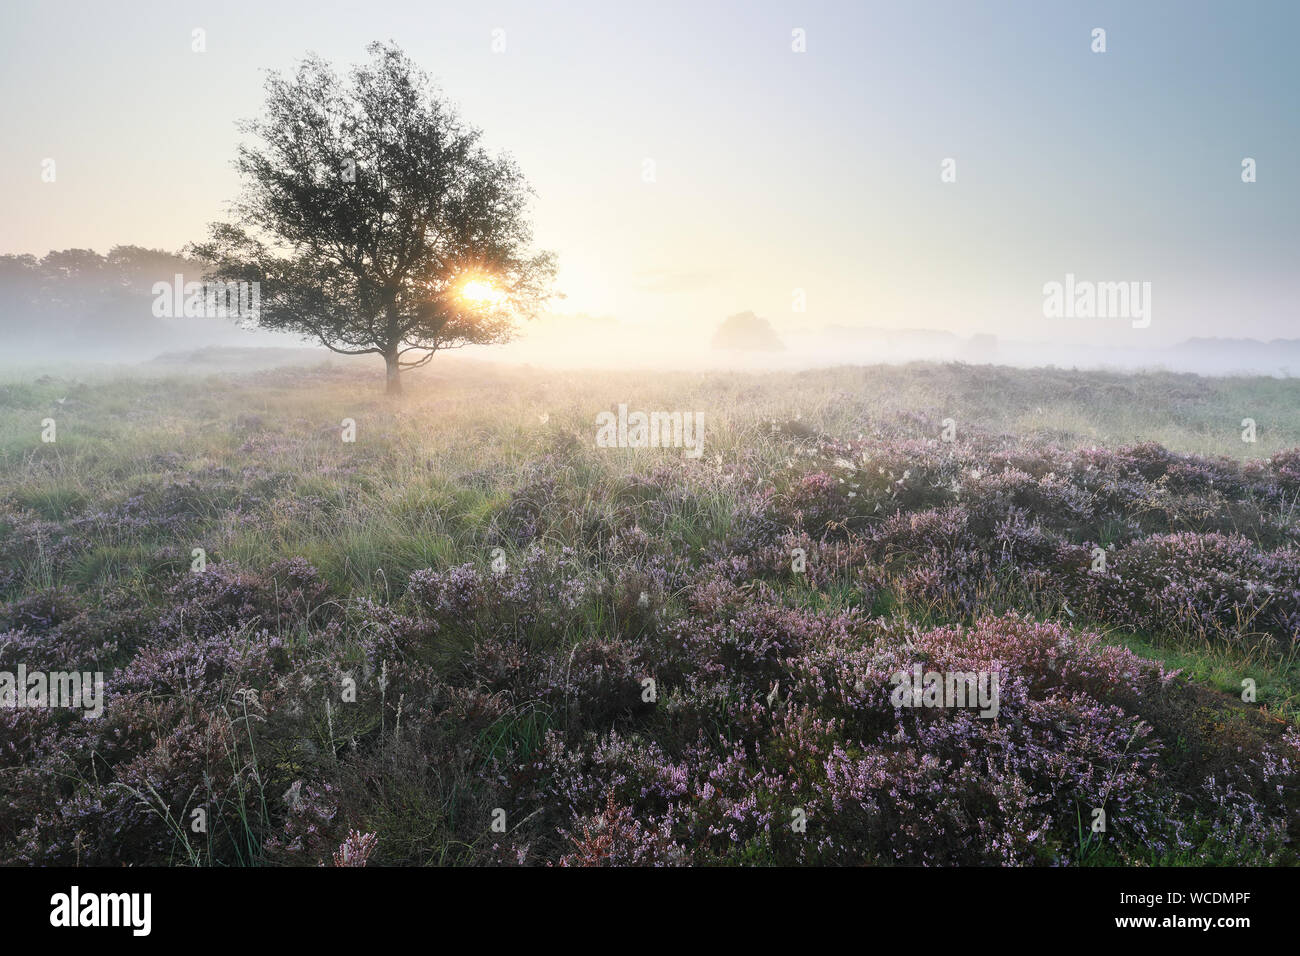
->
[[782, 471, 851, 536], [0, 587, 150, 672], [3, 365, 1299, 868], [1094, 532, 1300, 643], [1270, 448, 1300, 491], [109, 626, 288, 703], [156, 558, 333, 640], [405, 546, 602, 640], [521, 613, 1291, 866]]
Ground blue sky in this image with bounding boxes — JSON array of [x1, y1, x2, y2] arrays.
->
[[1, 0, 1296, 346]]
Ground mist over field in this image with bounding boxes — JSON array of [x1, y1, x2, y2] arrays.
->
[[2, 256, 1294, 377], [1, 4, 1298, 923]]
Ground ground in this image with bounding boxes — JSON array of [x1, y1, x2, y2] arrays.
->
[[0, 356, 1297, 865]]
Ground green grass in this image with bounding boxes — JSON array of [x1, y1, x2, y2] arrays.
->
[[1109, 630, 1300, 724], [3, 352, 1300, 722]]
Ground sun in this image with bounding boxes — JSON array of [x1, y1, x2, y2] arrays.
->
[[459, 279, 505, 306]]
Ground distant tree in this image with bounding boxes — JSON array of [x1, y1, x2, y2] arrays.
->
[[964, 333, 998, 362], [190, 42, 556, 394], [105, 245, 199, 293], [711, 311, 785, 351], [0, 246, 204, 356]]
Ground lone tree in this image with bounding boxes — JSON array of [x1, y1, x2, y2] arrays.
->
[[711, 311, 785, 351], [191, 42, 556, 393]]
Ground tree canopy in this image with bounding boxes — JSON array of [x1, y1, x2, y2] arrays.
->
[[191, 42, 556, 392]]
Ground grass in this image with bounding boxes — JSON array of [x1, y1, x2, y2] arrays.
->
[[1108, 630, 1300, 725], [2, 352, 1299, 865], [6, 353, 1297, 694]]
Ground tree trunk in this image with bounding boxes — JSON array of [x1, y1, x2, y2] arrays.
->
[[384, 352, 402, 395]]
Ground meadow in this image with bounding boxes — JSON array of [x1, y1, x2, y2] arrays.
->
[[1, 355, 1297, 865]]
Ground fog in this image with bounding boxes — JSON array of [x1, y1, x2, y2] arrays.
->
[[1, 247, 1295, 380], [480, 311, 1300, 378], [0, 247, 302, 369], [6, 258, 1289, 386]]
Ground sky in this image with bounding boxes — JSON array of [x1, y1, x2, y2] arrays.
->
[[1, 0, 1297, 353]]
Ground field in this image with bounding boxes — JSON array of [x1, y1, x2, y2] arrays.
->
[[1, 356, 1298, 866]]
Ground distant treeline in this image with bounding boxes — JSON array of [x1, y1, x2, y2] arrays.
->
[[0, 247, 258, 362]]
